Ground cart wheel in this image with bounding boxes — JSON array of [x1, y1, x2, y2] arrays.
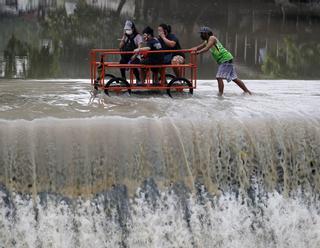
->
[[159, 73, 175, 84], [94, 74, 115, 90], [105, 73, 116, 80], [160, 73, 174, 84], [165, 73, 175, 82], [104, 77, 131, 96], [167, 77, 193, 98]]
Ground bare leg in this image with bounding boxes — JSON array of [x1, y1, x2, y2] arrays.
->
[[152, 69, 159, 84], [217, 78, 224, 96], [171, 56, 185, 78], [173, 67, 181, 77], [119, 56, 129, 79], [233, 78, 251, 94]]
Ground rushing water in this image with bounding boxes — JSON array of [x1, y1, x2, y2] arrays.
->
[[0, 79, 320, 247], [1, 1, 320, 247]]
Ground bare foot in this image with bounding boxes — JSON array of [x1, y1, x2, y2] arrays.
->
[[217, 92, 223, 97]]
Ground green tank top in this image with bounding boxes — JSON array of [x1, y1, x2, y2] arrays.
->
[[209, 39, 233, 64]]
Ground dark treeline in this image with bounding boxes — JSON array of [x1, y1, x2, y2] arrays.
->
[[0, 0, 319, 79]]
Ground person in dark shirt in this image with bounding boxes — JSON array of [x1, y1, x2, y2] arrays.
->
[[134, 26, 163, 85], [158, 24, 185, 77], [119, 20, 143, 81]]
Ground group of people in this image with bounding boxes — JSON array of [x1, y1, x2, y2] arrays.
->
[[115, 20, 251, 95], [119, 20, 185, 86]]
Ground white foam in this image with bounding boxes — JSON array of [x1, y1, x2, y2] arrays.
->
[[1, 190, 320, 248]]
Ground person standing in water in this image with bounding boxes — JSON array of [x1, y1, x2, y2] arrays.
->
[[192, 26, 251, 96]]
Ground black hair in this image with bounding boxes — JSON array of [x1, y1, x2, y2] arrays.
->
[[142, 26, 154, 36], [131, 22, 139, 36], [159, 24, 172, 34], [200, 31, 213, 40]]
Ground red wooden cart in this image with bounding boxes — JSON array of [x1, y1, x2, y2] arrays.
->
[[90, 49, 197, 97]]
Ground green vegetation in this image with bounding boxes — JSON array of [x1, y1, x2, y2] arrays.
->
[[262, 37, 320, 78], [4, 34, 59, 78], [1, 1, 319, 79], [2, 1, 125, 78], [4, 35, 28, 78]]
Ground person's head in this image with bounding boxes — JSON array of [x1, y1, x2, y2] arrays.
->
[[124, 20, 138, 36], [158, 24, 171, 37], [199, 26, 213, 41], [142, 26, 154, 41]]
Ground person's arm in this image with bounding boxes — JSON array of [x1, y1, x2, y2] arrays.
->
[[136, 34, 143, 49], [119, 33, 126, 49], [134, 46, 150, 52], [159, 33, 176, 48], [197, 36, 216, 54], [131, 46, 150, 61], [130, 35, 144, 61], [191, 41, 206, 51]]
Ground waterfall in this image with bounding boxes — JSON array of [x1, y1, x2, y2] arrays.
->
[[0, 116, 319, 247], [1, 117, 319, 197]]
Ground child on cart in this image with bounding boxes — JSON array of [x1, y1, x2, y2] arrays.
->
[[133, 26, 164, 86]]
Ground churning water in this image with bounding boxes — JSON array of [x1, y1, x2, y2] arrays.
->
[[0, 80, 320, 247]]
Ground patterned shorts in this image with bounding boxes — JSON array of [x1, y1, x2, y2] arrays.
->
[[216, 62, 238, 82], [171, 55, 185, 64]]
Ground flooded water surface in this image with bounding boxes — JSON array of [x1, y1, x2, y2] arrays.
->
[[1, 0, 320, 79]]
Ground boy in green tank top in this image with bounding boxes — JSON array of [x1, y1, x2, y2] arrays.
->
[[192, 26, 251, 96]]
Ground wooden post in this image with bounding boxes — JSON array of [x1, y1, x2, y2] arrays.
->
[[235, 33, 238, 58], [244, 35, 247, 62], [255, 39, 258, 64]]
